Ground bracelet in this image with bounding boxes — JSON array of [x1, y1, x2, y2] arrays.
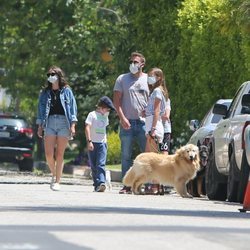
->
[[88, 139, 92, 143], [151, 127, 156, 131]]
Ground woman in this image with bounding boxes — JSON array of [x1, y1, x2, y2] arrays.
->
[[36, 66, 77, 191], [145, 67, 168, 153]]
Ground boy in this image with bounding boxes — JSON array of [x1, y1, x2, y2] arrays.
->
[[85, 96, 115, 192]]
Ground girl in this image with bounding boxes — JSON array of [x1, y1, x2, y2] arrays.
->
[[145, 67, 168, 153], [144, 68, 169, 194]]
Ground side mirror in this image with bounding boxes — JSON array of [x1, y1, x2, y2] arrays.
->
[[189, 119, 199, 131], [213, 104, 228, 116]]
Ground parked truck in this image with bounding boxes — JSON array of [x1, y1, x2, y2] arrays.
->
[[206, 81, 250, 203]]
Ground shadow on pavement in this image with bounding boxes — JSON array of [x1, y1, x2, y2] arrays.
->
[[0, 205, 249, 219]]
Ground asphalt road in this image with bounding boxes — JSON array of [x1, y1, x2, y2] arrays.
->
[[0, 172, 250, 250]]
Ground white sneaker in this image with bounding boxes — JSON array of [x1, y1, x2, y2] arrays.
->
[[51, 182, 61, 191], [50, 176, 55, 190]]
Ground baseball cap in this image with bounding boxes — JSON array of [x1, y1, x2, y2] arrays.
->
[[99, 96, 115, 111]]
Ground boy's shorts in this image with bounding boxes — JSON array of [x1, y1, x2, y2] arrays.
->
[[159, 133, 171, 153]]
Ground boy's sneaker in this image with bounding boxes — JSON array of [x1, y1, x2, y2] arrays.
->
[[119, 186, 132, 194], [51, 182, 61, 191], [96, 183, 106, 192]]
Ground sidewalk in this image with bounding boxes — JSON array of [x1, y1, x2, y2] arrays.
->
[[0, 164, 122, 188]]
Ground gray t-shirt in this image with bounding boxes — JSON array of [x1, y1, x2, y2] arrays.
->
[[145, 87, 166, 117], [113, 72, 149, 120]]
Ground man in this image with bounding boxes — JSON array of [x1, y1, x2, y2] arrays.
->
[[113, 52, 149, 194]]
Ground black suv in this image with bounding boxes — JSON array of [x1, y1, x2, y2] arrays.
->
[[0, 113, 34, 171]]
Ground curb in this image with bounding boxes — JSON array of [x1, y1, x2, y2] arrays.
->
[[110, 170, 122, 182]]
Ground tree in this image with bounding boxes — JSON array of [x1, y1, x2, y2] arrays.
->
[[0, 0, 249, 153], [175, 0, 249, 144], [0, 0, 127, 154]]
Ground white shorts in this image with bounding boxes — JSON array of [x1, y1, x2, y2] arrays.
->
[[145, 115, 164, 143]]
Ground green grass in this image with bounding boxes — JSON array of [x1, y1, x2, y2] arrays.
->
[[106, 164, 121, 171]]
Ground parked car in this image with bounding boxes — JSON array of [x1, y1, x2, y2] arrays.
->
[[189, 99, 232, 147], [187, 99, 232, 197], [0, 113, 34, 171], [206, 81, 250, 203]]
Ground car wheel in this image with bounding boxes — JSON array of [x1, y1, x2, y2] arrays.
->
[[205, 141, 227, 201], [18, 158, 34, 172], [227, 143, 240, 202], [237, 149, 250, 203]]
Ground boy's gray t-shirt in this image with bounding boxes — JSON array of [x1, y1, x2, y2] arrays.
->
[[113, 72, 149, 120]]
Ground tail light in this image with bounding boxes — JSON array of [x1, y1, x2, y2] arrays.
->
[[18, 128, 33, 138], [23, 153, 32, 157], [242, 121, 250, 149]]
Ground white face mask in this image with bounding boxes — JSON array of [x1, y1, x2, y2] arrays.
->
[[129, 63, 140, 74], [48, 75, 58, 84], [148, 76, 157, 85]]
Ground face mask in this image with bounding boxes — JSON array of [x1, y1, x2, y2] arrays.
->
[[148, 76, 157, 85], [99, 108, 110, 116], [48, 75, 58, 84], [129, 63, 140, 74]]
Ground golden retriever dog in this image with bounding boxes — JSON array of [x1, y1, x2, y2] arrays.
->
[[123, 144, 200, 198]]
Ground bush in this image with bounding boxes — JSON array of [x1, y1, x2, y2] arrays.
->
[[107, 131, 121, 165]]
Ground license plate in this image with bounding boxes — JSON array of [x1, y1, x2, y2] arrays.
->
[[0, 131, 10, 137]]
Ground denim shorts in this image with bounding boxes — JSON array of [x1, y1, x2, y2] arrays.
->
[[45, 115, 70, 138]]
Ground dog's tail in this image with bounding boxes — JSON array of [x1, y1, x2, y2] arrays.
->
[[123, 167, 135, 187]]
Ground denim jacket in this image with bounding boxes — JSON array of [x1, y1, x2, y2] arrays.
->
[[36, 87, 78, 128]]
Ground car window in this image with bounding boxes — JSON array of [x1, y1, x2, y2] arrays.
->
[[0, 118, 26, 127], [226, 85, 244, 118], [211, 114, 224, 123], [200, 109, 212, 127]]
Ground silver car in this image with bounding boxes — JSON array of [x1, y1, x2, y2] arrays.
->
[[188, 99, 232, 147]]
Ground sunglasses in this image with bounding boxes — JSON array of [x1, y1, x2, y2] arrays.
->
[[47, 72, 56, 77], [129, 60, 140, 64]]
